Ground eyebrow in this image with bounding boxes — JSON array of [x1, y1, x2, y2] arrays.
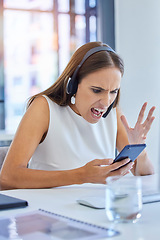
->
[[91, 86, 105, 90], [91, 86, 120, 91]]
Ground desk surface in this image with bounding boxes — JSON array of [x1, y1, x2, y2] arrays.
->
[[0, 183, 160, 240]]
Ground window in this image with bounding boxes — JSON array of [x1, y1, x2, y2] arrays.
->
[[0, 0, 97, 133]]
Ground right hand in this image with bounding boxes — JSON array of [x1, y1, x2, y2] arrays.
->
[[81, 158, 134, 184]]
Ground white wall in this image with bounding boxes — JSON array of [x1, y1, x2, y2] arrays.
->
[[115, 0, 160, 171]]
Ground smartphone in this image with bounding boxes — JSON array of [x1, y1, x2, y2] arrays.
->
[[113, 144, 146, 163]]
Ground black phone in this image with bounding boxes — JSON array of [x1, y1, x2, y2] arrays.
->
[[113, 144, 146, 163]]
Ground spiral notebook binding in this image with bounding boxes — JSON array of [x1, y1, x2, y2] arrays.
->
[[39, 208, 109, 231]]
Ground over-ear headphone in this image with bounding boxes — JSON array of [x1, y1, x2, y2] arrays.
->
[[66, 45, 115, 95], [66, 45, 116, 118]]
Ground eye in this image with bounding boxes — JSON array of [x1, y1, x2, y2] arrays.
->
[[110, 89, 119, 94], [91, 88, 102, 94]]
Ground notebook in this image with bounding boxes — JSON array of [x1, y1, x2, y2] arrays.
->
[[0, 193, 28, 210], [0, 209, 120, 239]]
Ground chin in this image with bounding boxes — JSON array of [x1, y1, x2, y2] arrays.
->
[[85, 117, 99, 124]]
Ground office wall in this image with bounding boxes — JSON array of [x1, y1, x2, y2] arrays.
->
[[114, 0, 160, 170]]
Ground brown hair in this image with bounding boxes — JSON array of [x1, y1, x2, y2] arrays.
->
[[28, 41, 124, 107]]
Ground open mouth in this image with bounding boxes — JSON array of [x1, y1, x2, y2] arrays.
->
[[91, 108, 105, 118]]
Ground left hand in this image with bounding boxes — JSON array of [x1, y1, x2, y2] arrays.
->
[[120, 102, 155, 144]]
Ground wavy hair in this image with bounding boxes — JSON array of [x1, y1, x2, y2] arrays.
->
[[28, 41, 124, 108]]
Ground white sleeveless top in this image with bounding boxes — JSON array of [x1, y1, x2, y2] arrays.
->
[[28, 95, 117, 171]]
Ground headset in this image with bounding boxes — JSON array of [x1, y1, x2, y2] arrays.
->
[[66, 45, 116, 118]]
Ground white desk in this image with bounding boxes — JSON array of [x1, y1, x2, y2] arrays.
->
[[0, 183, 160, 240]]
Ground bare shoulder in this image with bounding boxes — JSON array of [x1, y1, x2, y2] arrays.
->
[[19, 95, 50, 135], [28, 95, 49, 112], [26, 96, 50, 121]]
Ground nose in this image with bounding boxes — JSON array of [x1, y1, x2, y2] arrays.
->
[[99, 93, 111, 107], [100, 93, 111, 107]]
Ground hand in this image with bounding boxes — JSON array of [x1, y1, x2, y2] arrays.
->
[[81, 158, 134, 184], [120, 102, 155, 144]]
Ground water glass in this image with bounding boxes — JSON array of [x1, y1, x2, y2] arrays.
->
[[105, 176, 142, 223]]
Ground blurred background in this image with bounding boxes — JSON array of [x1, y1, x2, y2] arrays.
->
[[0, 0, 159, 171]]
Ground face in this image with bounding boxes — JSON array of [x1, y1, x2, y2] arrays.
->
[[69, 67, 122, 124]]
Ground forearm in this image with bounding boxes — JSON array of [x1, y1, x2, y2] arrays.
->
[[132, 150, 154, 176], [0, 167, 85, 190]]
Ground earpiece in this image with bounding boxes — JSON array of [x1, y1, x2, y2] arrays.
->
[[66, 45, 115, 95], [66, 77, 72, 95]]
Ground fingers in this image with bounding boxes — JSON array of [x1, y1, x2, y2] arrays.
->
[[109, 158, 133, 172], [120, 115, 130, 133], [137, 106, 155, 140], [147, 106, 156, 119], [142, 105, 155, 126], [121, 103, 155, 143], [121, 103, 148, 131], [136, 102, 147, 125], [142, 106, 155, 135], [143, 117, 155, 139], [85, 158, 133, 184], [90, 158, 113, 166], [109, 161, 134, 177], [137, 103, 155, 126]]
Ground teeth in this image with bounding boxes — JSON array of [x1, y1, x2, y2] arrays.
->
[[92, 108, 105, 118], [93, 112, 101, 117], [94, 108, 104, 113]]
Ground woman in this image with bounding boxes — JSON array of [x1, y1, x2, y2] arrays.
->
[[0, 41, 155, 189]]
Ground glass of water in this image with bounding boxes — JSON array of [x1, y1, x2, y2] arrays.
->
[[105, 176, 142, 223]]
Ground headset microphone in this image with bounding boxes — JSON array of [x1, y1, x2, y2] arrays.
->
[[102, 100, 115, 118]]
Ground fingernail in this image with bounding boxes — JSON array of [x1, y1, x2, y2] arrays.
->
[[130, 162, 134, 168], [126, 159, 130, 163], [109, 159, 113, 164]]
